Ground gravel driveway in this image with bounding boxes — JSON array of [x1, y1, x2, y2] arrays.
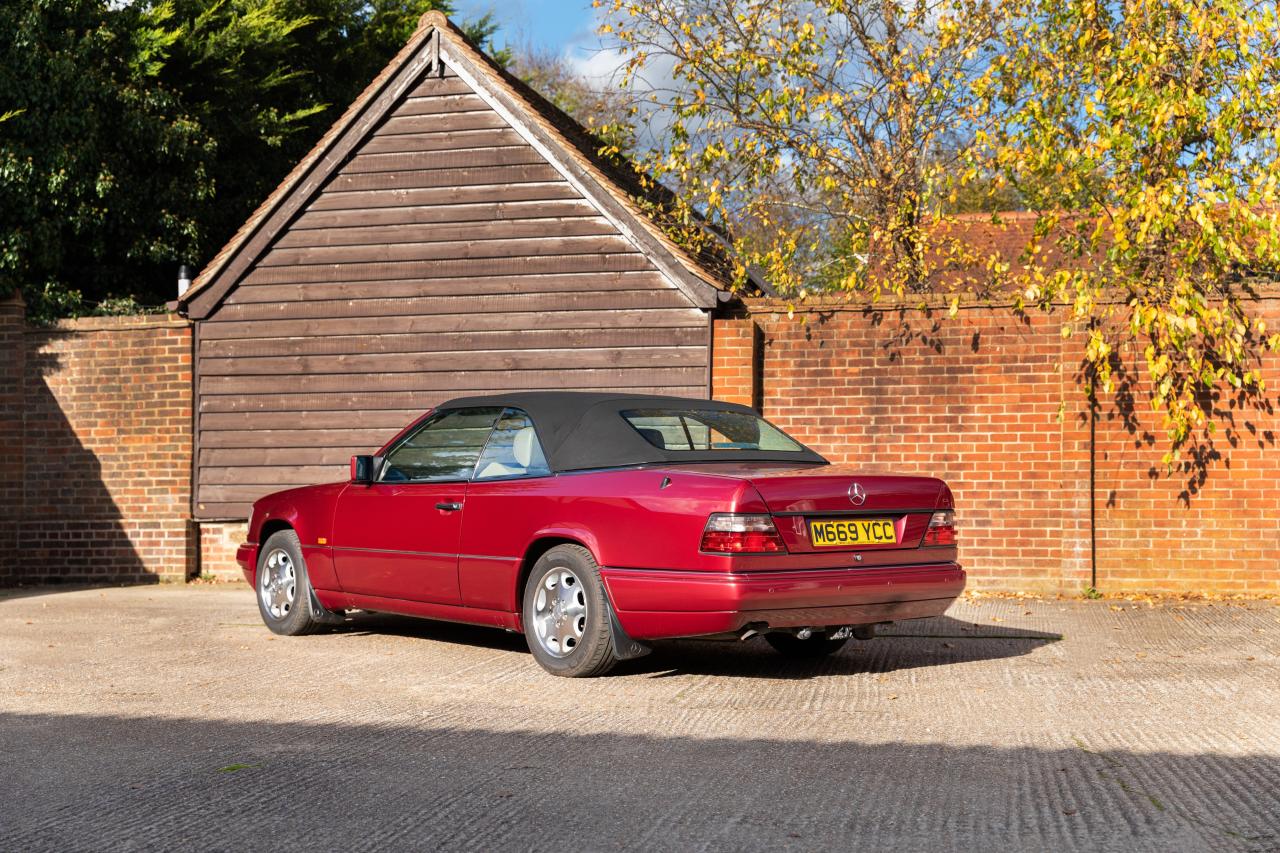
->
[[1, 585, 1277, 852]]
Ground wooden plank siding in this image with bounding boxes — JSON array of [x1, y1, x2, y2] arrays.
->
[[194, 65, 712, 520]]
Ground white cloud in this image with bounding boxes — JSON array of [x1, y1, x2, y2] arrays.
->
[[559, 7, 687, 147]]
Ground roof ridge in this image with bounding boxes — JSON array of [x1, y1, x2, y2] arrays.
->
[[179, 14, 731, 318]]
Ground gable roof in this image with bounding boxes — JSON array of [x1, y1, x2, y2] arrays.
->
[[177, 12, 739, 319]]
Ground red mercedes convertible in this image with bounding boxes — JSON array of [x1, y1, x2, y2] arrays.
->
[[237, 393, 964, 676]]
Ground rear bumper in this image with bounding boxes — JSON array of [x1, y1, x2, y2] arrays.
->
[[235, 543, 257, 585], [601, 562, 965, 640]]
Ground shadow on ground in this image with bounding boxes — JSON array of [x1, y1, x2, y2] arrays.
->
[[0, 580, 161, 603], [1, 341, 154, 587], [331, 612, 1062, 680], [0, 711, 1274, 852]]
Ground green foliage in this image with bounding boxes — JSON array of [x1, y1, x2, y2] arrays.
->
[[0, 0, 216, 321], [0, 0, 503, 322]]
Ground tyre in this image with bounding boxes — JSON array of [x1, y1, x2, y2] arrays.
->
[[255, 529, 326, 636], [522, 544, 619, 677], [765, 631, 849, 659]]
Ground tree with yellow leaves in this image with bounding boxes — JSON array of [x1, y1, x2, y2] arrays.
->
[[602, 0, 1280, 477], [598, 0, 1005, 297], [975, 0, 1280, 470]]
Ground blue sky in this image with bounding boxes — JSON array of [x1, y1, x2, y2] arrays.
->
[[450, 0, 603, 59], [447, 0, 676, 140]]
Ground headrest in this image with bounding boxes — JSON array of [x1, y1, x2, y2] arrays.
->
[[512, 427, 535, 467], [636, 427, 666, 449]]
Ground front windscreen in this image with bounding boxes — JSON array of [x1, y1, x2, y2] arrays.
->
[[621, 408, 806, 453]]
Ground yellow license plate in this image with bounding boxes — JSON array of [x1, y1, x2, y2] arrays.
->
[[809, 518, 898, 547]]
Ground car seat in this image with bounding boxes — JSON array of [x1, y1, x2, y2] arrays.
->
[[477, 426, 537, 479]]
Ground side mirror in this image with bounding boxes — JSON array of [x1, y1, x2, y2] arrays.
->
[[350, 455, 382, 484]]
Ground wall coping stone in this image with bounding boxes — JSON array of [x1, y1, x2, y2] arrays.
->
[[33, 314, 192, 333], [742, 284, 1280, 314]]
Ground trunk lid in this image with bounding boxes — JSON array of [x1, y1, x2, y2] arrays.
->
[[670, 463, 949, 554]]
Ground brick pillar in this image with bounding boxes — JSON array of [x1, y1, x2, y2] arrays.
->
[[1059, 333, 1095, 595], [0, 293, 25, 581], [711, 318, 760, 409]]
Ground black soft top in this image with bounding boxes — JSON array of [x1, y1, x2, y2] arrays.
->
[[433, 391, 828, 472]]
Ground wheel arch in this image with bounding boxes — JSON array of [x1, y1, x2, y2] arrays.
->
[[515, 534, 600, 620], [259, 519, 296, 548]]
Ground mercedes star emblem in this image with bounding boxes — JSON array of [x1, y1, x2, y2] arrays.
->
[[849, 482, 867, 506]]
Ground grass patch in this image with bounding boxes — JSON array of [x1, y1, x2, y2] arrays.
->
[[216, 763, 260, 773]]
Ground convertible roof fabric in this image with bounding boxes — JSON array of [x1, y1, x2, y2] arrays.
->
[[433, 392, 828, 472]]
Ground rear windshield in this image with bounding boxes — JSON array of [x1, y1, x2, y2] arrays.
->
[[621, 408, 806, 453]]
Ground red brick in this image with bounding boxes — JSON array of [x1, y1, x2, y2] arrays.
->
[[0, 300, 194, 584], [708, 297, 1280, 595]]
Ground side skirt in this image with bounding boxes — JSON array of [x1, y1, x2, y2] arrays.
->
[[318, 589, 652, 660], [324, 590, 521, 632]]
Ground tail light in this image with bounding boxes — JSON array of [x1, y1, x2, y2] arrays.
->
[[922, 510, 956, 547], [700, 513, 787, 554]]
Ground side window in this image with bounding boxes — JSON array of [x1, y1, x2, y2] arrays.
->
[[624, 413, 697, 450], [621, 408, 805, 452], [473, 408, 550, 480], [381, 407, 501, 482]]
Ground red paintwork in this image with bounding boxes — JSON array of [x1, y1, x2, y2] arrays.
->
[[332, 482, 466, 603], [601, 564, 964, 638], [237, 416, 965, 641]]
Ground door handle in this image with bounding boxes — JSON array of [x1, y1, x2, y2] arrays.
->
[[435, 502, 463, 512]]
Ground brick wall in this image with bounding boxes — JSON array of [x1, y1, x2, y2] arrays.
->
[[0, 296, 25, 583], [199, 521, 248, 582], [0, 296, 195, 584], [710, 318, 759, 408], [718, 295, 1280, 595]]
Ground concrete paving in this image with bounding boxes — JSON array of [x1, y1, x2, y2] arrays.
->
[[1, 585, 1277, 852]]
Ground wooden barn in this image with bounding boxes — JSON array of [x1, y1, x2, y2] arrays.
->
[[174, 12, 749, 524]]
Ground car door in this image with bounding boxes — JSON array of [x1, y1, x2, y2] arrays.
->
[[332, 407, 502, 604]]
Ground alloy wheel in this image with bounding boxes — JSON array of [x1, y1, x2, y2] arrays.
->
[[259, 548, 297, 620], [531, 566, 587, 657]]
